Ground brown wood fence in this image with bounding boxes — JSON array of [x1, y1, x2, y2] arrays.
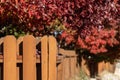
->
[[0, 35, 80, 80], [0, 35, 115, 80]]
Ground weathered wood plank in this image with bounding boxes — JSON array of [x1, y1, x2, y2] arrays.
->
[[63, 58, 70, 80], [70, 57, 75, 78]]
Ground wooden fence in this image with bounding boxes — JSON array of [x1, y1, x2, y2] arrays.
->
[[0, 35, 80, 80], [0, 35, 115, 80]]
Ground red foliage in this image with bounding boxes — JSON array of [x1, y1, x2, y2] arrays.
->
[[0, 0, 120, 54], [58, 0, 120, 54], [76, 27, 119, 54]]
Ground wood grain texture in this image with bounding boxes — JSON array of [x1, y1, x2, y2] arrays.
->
[[4, 36, 17, 80], [23, 35, 36, 80], [48, 36, 57, 80], [41, 36, 48, 80]]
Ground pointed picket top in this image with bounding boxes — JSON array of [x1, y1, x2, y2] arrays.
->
[[4, 35, 17, 80]]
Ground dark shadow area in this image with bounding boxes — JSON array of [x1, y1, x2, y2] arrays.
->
[[0, 43, 3, 54], [0, 63, 3, 80], [19, 42, 23, 55], [76, 49, 98, 78], [17, 63, 23, 80], [76, 49, 82, 68], [36, 63, 41, 80], [36, 42, 41, 55], [82, 51, 98, 78]]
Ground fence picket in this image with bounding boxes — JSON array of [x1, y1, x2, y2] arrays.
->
[[41, 36, 48, 80], [63, 58, 70, 80], [70, 57, 75, 78], [98, 61, 105, 74], [48, 36, 57, 80], [23, 35, 36, 80], [4, 36, 17, 80]]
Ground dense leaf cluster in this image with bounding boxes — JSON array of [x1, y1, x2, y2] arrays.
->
[[58, 0, 120, 54], [0, 0, 120, 55]]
